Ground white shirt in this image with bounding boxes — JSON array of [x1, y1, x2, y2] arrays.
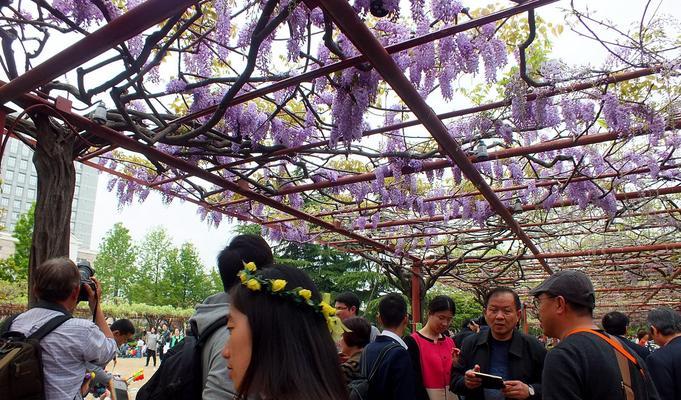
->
[[11, 308, 117, 400], [380, 329, 408, 349]]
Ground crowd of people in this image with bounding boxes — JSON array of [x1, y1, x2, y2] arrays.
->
[[0, 235, 679, 400]]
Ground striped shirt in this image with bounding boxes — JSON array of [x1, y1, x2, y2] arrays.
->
[[10, 307, 118, 400]]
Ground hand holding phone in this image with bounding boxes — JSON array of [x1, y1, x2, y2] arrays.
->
[[472, 371, 505, 389]]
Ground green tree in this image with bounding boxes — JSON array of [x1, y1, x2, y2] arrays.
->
[[161, 242, 208, 308], [12, 203, 34, 280], [0, 258, 23, 283], [233, 223, 393, 320], [131, 227, 173, 305], [94, 222, 137, 300], [425, 283, 483, 332]]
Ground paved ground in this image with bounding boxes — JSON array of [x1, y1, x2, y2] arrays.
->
[[92, 356, 159, 400]]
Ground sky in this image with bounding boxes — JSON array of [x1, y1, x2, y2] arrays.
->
[[87, 0, 678, 269], [90, 177, 235, 268]]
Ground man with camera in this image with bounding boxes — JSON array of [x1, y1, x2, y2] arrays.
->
[[4, 257, 118, 400]]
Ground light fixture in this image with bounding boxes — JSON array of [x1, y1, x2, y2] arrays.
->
[[91, 101, 107, 125]]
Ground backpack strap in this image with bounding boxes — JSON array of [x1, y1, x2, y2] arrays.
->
[[367, 342, 401, 381], [196, 316, 227, 348], [565, 328, 638, 400], [0, 313, 21, 336], [565, 328, 638, 365], [28, 315, 72, 341]]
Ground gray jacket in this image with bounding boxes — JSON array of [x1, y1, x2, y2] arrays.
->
[[189, 292, 236, 400]]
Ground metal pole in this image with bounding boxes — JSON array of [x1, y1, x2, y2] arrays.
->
[[0, 0, 198, 104]]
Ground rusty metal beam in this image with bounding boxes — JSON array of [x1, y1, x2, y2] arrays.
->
[[166, 0, 560, 126], [425, 242, 681, 265], [636, 267, 681, 315], [0, 0, 198, 104], [325, 209, 681, 245], [5, 87, 419, 262], [312, 184, 681, 232], [151, 65, 663, 190], [265, 163, 678, 226], [224, 120, 676, 208]]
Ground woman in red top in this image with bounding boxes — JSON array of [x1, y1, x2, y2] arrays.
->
[[405, 295, 458, 400]]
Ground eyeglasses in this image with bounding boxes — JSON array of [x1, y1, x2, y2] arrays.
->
[[531, 295, 557, 315]]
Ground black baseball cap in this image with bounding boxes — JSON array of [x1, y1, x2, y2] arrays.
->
[[529, 270, 596, 309]]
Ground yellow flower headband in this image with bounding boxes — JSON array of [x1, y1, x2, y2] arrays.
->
[[238, 262, 346, 339]]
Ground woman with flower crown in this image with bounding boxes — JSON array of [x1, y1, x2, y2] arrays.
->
[[222, 263, 349, 400]]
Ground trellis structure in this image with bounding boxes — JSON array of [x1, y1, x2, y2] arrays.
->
[[0, 0, 679, 324]]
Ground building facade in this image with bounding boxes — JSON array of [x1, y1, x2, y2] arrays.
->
[[1, 137, 99, 250]]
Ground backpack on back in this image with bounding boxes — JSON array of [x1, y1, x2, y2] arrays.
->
[[136, 317, 226, 400], [0, 313, 71, 400], [348, 342, 400, 400]]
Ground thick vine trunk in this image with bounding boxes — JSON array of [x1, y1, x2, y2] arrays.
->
[[28, 114, 77, 305]]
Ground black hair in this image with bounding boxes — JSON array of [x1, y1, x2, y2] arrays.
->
[[342, 317, 371, 348], [378, 293, 407, 329], [217, 234, 273, 291], [637, 329, 649, 340], [647, 307, 681, 336], [111, 319, 135, 335], [461, 318, 474, 330], [428, 295, 456, 315], [484, 287, 521, 311], [602, 311, 629, 336], [335, 292, 361, 314], [566, 301, 594, 318], [230, 264, 348, 400]]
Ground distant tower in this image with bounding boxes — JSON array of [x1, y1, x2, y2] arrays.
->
[[0, 137, 99, 250]]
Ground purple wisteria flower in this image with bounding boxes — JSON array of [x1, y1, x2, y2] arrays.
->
[[602, 93, 632, 134]]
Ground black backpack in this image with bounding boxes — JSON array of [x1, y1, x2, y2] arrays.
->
[[0, 313, 71, 400], [136, 317, 226, 400], [348, 343, 400, 400]]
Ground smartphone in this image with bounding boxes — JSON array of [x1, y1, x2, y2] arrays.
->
[[111, 378, 129, 400], [472, 371, 505, 389]]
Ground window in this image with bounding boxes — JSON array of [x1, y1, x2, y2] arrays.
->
[[8, 156, 16, 166], [12, 211, 18, 220], [18, 173, 26, 183], [1, 197, 8, 206], [4, 170, 13, 180], [27, 189, 35, 199], [29, 176, 37, 186], [9, 140, 17, 152], [21, 146, 29, 157], [19, 159, 28, 170], [15, 187, 22, 197], [2, 183, 10, 193], [13, 200, 20, 210]]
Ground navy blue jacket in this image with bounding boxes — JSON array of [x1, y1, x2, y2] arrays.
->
[[646, 336, 681, 400], [615, 335, 651, 359], [362, 335, 416, 400]]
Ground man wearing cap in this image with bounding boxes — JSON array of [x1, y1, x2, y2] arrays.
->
[[451, 287, 546, 400], [531, 270, 659, 400]]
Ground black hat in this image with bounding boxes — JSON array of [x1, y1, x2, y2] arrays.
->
[[529, 270, 596, 309]]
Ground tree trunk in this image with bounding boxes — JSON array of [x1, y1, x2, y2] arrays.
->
[[28, 114, 77, 305]]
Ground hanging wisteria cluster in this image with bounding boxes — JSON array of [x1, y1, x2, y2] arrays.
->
[[2, 0, 681, 305]]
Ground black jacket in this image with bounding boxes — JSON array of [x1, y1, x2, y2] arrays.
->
[[647, 336, 681, 400], [450, 329, 546, 400]]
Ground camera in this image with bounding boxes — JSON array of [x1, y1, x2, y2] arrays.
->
[[77, 260, 96, 302]]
